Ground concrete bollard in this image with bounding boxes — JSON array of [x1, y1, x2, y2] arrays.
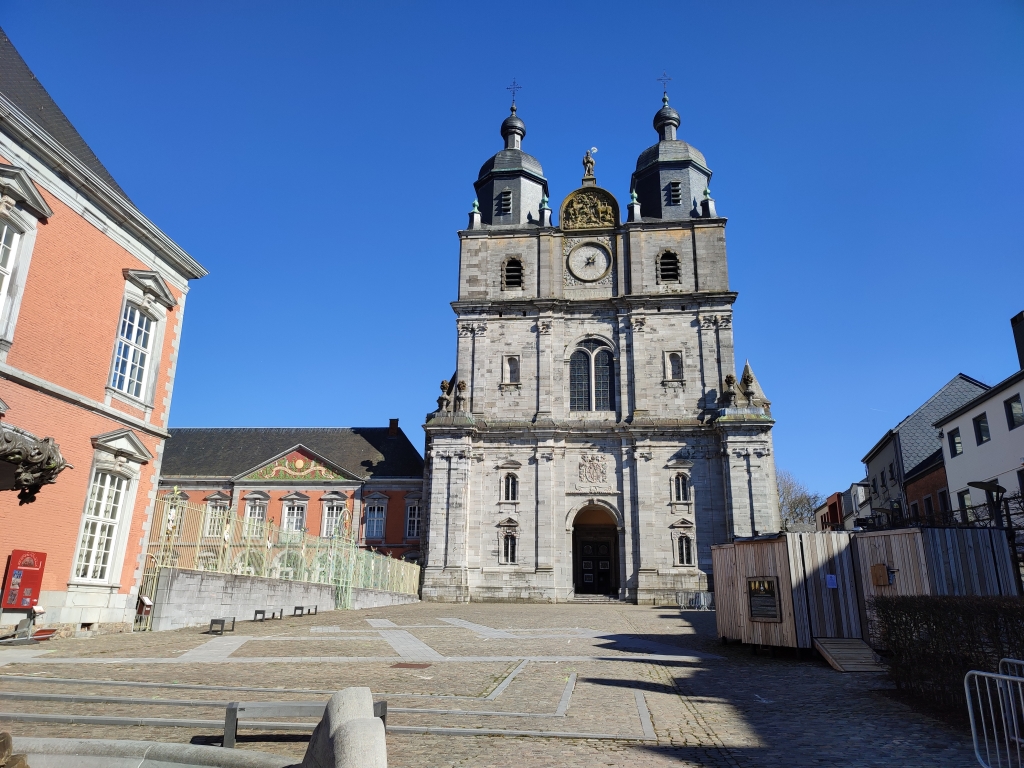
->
[[301, 687, 387, 768]]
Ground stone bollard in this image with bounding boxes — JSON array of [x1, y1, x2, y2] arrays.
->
[[301, 688, 387, 768]]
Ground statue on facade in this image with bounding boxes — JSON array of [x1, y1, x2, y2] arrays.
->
[[582, 150, 595, 178], [453, 380, 467, 412]]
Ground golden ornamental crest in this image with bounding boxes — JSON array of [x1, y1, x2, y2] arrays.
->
[[560, 188, 619, 230]]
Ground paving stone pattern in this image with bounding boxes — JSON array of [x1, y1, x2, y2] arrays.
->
[[0, 603, 977, 767]]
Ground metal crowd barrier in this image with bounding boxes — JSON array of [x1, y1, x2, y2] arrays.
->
[[966, 659, 1024, 767]]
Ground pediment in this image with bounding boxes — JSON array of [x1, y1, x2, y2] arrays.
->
[[162, 489, 189, 501], [281, 491, 310, 502], [243, 490, 270, 501], [320, 490, 348, 501], [496, 459, 522, 470], [123, 269, 177, 309], [669, 516, 695, 528], [235, 445, 357, 482], [559, 186, 619, 230], [497, 517, 519, 528], [91, 428, 152, 464], [666, 458, 693, 470], [0, 164, 53, 220], [205, 491, 231, 502], [364, 491, 389, 501]]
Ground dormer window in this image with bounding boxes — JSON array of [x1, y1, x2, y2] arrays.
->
[[666, 181, 682, 206], [657, 252, 679, 283], [497, 189, 513, 215], [502, 258, 522, 290]]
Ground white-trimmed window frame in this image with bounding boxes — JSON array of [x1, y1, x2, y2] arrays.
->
[[0, 206, 40, 362], [243, 493, 269, 539], [406, 503, 422, 539], [364, 494, 388, 541], [203, 501, 230, 539], [282, 501, 307, 533], [105, 280, 169, 410], [70, 457, 142, 587], [321, 492, 348, 538]]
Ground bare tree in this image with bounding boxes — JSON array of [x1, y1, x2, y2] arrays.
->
[[777, 469, 824, 528]]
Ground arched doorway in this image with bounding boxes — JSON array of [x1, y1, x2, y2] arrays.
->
[[572, 506, 619, 595]]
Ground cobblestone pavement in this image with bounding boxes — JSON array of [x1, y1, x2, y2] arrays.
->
[[0, 603, 977, 767]]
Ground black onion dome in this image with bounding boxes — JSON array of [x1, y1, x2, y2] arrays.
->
[[501, 104, 526, 140], [653, 94, 680, 134]]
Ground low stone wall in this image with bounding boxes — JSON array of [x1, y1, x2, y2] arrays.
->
[[351, 587, 420, 609], [150, 569, 338, 632]]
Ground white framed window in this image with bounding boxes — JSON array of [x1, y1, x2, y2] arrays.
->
[[0, 222, 21, 318], [204, 502, 229, 538], [73, 471, 127, 581], [406, 504, 421, 538], [244, 500, 267, 538], [110, 302, 154, 399], [283, 502, 306, 533], [323, 503, 345, 538], [503, 473, 519, 501], [366, 504, 385, 539]]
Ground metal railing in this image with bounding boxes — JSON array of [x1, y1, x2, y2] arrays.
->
[[966, 659, 1024, 767], [134, 498, 420, 630]]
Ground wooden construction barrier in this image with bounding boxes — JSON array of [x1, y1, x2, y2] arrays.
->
[[713, 527, 1018, 650]]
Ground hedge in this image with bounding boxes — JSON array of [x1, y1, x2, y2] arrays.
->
[[869, 595, 1024, 710]]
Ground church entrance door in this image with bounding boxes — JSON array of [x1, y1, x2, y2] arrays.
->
[[571, 506, 619, 596]]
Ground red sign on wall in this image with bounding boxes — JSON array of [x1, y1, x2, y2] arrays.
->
[[2, 550, 47, 610]]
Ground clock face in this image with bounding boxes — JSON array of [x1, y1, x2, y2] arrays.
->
[[567, 243, 611, 282]]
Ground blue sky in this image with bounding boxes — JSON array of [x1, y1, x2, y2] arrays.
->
[[4, 2, 1022, 495]]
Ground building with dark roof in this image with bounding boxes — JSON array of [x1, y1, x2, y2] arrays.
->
[[158, 421, 425, 561], [861, 374, 989, 525], [0, 28, 206, 632]]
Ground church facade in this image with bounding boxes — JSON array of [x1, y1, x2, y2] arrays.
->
[[422, 94, 781, 604]]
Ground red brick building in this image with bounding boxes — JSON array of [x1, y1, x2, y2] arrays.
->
[[0, 30, 207, 631], [156, 423, 425, 563]]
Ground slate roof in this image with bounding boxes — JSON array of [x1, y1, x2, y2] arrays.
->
[[0, 27, 128, 198], [879, 374, 990, 472], [161, 428, 424, 481]]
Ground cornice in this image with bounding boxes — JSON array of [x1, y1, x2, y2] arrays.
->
[[0, 93, 207, 280], [450, 292, 737, 315], [0, 361, 169, 440]]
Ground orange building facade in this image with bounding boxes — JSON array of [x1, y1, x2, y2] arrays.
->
[[0, 31, 206, 631], [156, 424, 425, 564]]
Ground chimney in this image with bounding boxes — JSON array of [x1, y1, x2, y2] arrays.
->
[[388, 418, 399, 437], [1013, 311, 1024, 370]]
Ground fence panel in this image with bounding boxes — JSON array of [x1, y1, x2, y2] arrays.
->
[[134, 498, 419, 629], [966, 670, 1024, 768]]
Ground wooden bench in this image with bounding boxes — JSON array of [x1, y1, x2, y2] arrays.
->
[[209, 617, 235, 635], [223, 699, 387, 748]]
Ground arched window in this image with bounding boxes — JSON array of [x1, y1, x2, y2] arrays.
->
[[569, 340, 616, 412], [507, 357, 520, 383], [503, 533, 517, 564], [502, 258, 523, 289], [674, 474, 689, 502], [657, 252, 680, 284], [678, 535, 694, 566], [669, 353, 683, 381], [503, 473, 518, 501]]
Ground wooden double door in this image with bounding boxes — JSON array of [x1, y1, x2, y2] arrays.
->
[[573, 525, 619, 595]]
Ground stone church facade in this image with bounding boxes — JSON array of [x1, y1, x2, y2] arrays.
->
[[422, 94, 781, 604]]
